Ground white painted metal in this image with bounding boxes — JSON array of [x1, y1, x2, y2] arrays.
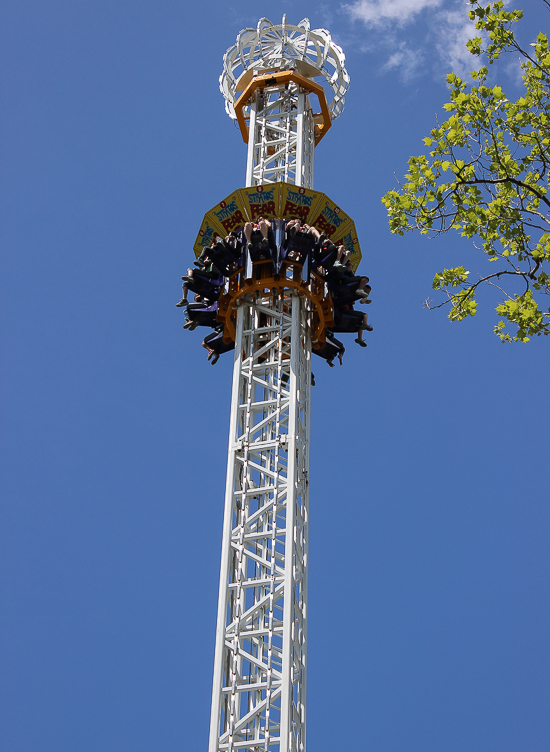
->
[[220, 16, 350, 123], [209, 291, 311, 752], [245, 87, 314, 188], [209, 18, 349, 752]]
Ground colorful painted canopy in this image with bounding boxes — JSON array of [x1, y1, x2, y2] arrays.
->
[[193, 182, 362, 271]]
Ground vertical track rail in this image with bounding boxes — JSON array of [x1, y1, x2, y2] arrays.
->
[[209, 291, 311, 752]]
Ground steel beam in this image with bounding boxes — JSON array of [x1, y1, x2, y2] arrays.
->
[[209, 292, 311, 752]]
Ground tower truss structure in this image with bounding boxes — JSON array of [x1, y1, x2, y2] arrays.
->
[[208, 18, 349, 752], [245, 78, 315, 188]]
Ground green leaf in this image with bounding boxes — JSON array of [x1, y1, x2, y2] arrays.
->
[[379, 2, 550, 344]]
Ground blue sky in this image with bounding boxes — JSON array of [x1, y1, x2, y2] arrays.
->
[[1, 1, 549, 751]]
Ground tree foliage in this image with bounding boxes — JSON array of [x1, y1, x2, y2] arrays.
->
[[382, 0, 550, 342]]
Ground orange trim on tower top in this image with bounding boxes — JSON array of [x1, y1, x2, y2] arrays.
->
[[234, 70, 332, 146]]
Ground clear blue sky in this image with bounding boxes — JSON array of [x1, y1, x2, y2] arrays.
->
[[1, 1, 548, 751]]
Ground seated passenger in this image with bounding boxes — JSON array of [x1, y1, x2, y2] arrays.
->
[[243, 217, 277, 262], [207, 234, 243, 276], [325, 246, 360, 283], [282, 220, 320, 265], [330, 266, 371, 305], [176, 261, 224, 305], [183, 297, 218, 330], [332, 247, 351, 268], [312, 238, 340, 276], [312, 331, 345, 367], [332, 302, 373, 348], [202, 326, 235, 365], [344, 258, 372, 304]]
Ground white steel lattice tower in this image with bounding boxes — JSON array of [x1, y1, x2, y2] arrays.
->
[[209, 18, 349, 752]]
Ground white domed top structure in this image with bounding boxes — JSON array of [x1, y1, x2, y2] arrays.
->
[[220, 15, 350, 121]]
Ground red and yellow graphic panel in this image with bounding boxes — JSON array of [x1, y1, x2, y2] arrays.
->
[[279, 184, 323, 224], [193, 214, 225, 258], [194, 182, 362, 269], [210, 191, 249, 236], [334, 222, 362, 271], [308, 195, 354, 241], [238, 184, 282, 222]]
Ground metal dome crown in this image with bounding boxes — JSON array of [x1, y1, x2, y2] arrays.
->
[[220, 15, 350, 121]]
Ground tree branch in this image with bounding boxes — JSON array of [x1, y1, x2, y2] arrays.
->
[[456, 175, 550, 209]]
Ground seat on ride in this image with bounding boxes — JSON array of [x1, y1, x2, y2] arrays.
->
[[186, 300, 218, 327], [282, 227, 315, 265], [247, 228, 277, 262], [330, 276, 364, 304], [332, 308, 364, 333], [312, 240, 338, 274], [203, 326, 235, 355], [185, 270, 224, 299], [312, 331, 345, 363], [208, 240, 242, 276]]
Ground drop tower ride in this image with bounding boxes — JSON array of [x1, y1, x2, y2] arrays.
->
[[200, 18, 355, 752]]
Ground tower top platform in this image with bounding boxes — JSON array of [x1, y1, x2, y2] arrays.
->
[[220, 16, 350, 122]]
